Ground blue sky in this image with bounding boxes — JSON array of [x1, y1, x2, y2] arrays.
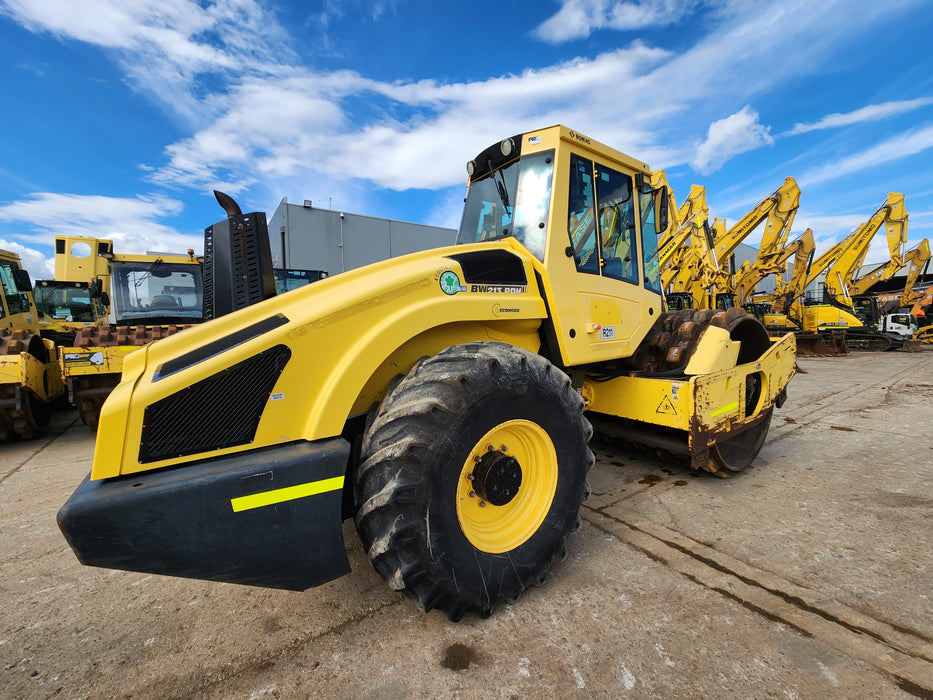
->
[[1, 0, 932, 282]]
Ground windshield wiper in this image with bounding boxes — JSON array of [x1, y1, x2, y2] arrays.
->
[[135, 260, 163, 288], [489, 159, 513, 224]]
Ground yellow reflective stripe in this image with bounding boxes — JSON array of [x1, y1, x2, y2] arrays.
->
[[230, 475, 345, 512], [711, 401, 739, 418]]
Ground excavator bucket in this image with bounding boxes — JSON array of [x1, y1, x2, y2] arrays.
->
[[794, 331, 847, 356]]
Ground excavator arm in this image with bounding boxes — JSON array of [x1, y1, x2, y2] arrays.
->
[[713, 177, 800, 275], [729, 180, 800, 305], [824, 193, 907, 306], [661, 185, 720, 308], [898, 239, 931, 309], [771, 229, 815, 315]]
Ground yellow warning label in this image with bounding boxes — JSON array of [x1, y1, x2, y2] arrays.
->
[[656, 396, 678, 415]]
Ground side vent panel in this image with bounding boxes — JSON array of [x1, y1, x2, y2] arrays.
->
[[140, 345, 291, 463], [446, 250, 527, 285]]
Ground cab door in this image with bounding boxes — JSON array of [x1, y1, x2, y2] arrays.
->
[[548, 153, 663, 365]]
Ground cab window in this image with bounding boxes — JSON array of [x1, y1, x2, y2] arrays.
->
[[567, 154, 599, 274], [568, 155, 640, 284], [594, 166, 637, 283], [0, 261, 29, 316], [638, 191, 663, 294]]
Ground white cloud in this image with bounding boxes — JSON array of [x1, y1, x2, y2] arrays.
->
[[0, 239, 54, 282], [0, 192, 202, 259], [0, 0, 291, 123], [799, 123, 933, 186], [784, 98, 933, 136], [692, 107, 774, 175], [149, 44, 673, 193], [6, 0, 925, 195], [534, 0, 701, 43], [2, 0, 931, 258]]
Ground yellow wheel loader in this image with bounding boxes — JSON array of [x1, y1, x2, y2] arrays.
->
[[58, 125, 796, 620], [0, 249, 65, 439]]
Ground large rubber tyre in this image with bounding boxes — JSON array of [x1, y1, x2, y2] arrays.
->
[[354, 342, 593, 621]]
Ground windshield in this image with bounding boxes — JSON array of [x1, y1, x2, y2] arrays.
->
[[457, 150, 554, 260], [34, 283, 105, 322], [110, 260, 203, 324]]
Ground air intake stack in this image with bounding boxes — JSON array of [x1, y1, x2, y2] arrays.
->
[[203, 190, 276, 319]]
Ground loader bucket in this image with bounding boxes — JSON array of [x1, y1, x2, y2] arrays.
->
[[794, 331, 846, 357]]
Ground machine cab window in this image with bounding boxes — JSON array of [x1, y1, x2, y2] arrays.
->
[[567, 155, 640, 284], [638, 189, 663, 294], [458, 150, 555, 262], [0, 260, 30, 316]]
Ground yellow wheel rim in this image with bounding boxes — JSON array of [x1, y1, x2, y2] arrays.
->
[[456, 419, 558, 553]]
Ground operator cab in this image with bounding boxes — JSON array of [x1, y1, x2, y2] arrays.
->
[[106, 259, 203, 325], [456, 125, 669, 365]]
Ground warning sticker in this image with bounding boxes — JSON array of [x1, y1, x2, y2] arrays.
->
[[656, 396, 678, 416], [670, 381, 683, 402]]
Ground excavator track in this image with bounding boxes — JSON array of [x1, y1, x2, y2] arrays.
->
[[843, 328, 901, 352], [0, 329, 52, 440], [66, 324, 195, 428], [594, 307, 776, 476]]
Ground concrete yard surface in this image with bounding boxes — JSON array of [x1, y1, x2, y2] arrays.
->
[[1, 349, 932, 698]]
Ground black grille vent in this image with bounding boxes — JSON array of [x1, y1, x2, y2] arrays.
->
[[447, 250, 527, 285], [202, 223, 215, 316], [140, 345, 291, 463]]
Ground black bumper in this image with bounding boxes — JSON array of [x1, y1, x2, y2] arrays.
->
[[58, 438, 352, 591]]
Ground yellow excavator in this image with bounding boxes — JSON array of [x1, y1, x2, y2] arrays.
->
[[58, 125, 796, 621], [910, 285, 933, 343], [868, 239, 930, 305], [662, 178, 801, 314], [659, 185, 723, 311], [870, 239, 932, 344], [743, 228, 816, 337], [796, 193, 910, 351], [712, 177, 800, 308], [0, 249, 65, 439]]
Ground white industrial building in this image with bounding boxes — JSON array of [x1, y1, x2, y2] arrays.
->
[[267, 198, 457, 281]]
